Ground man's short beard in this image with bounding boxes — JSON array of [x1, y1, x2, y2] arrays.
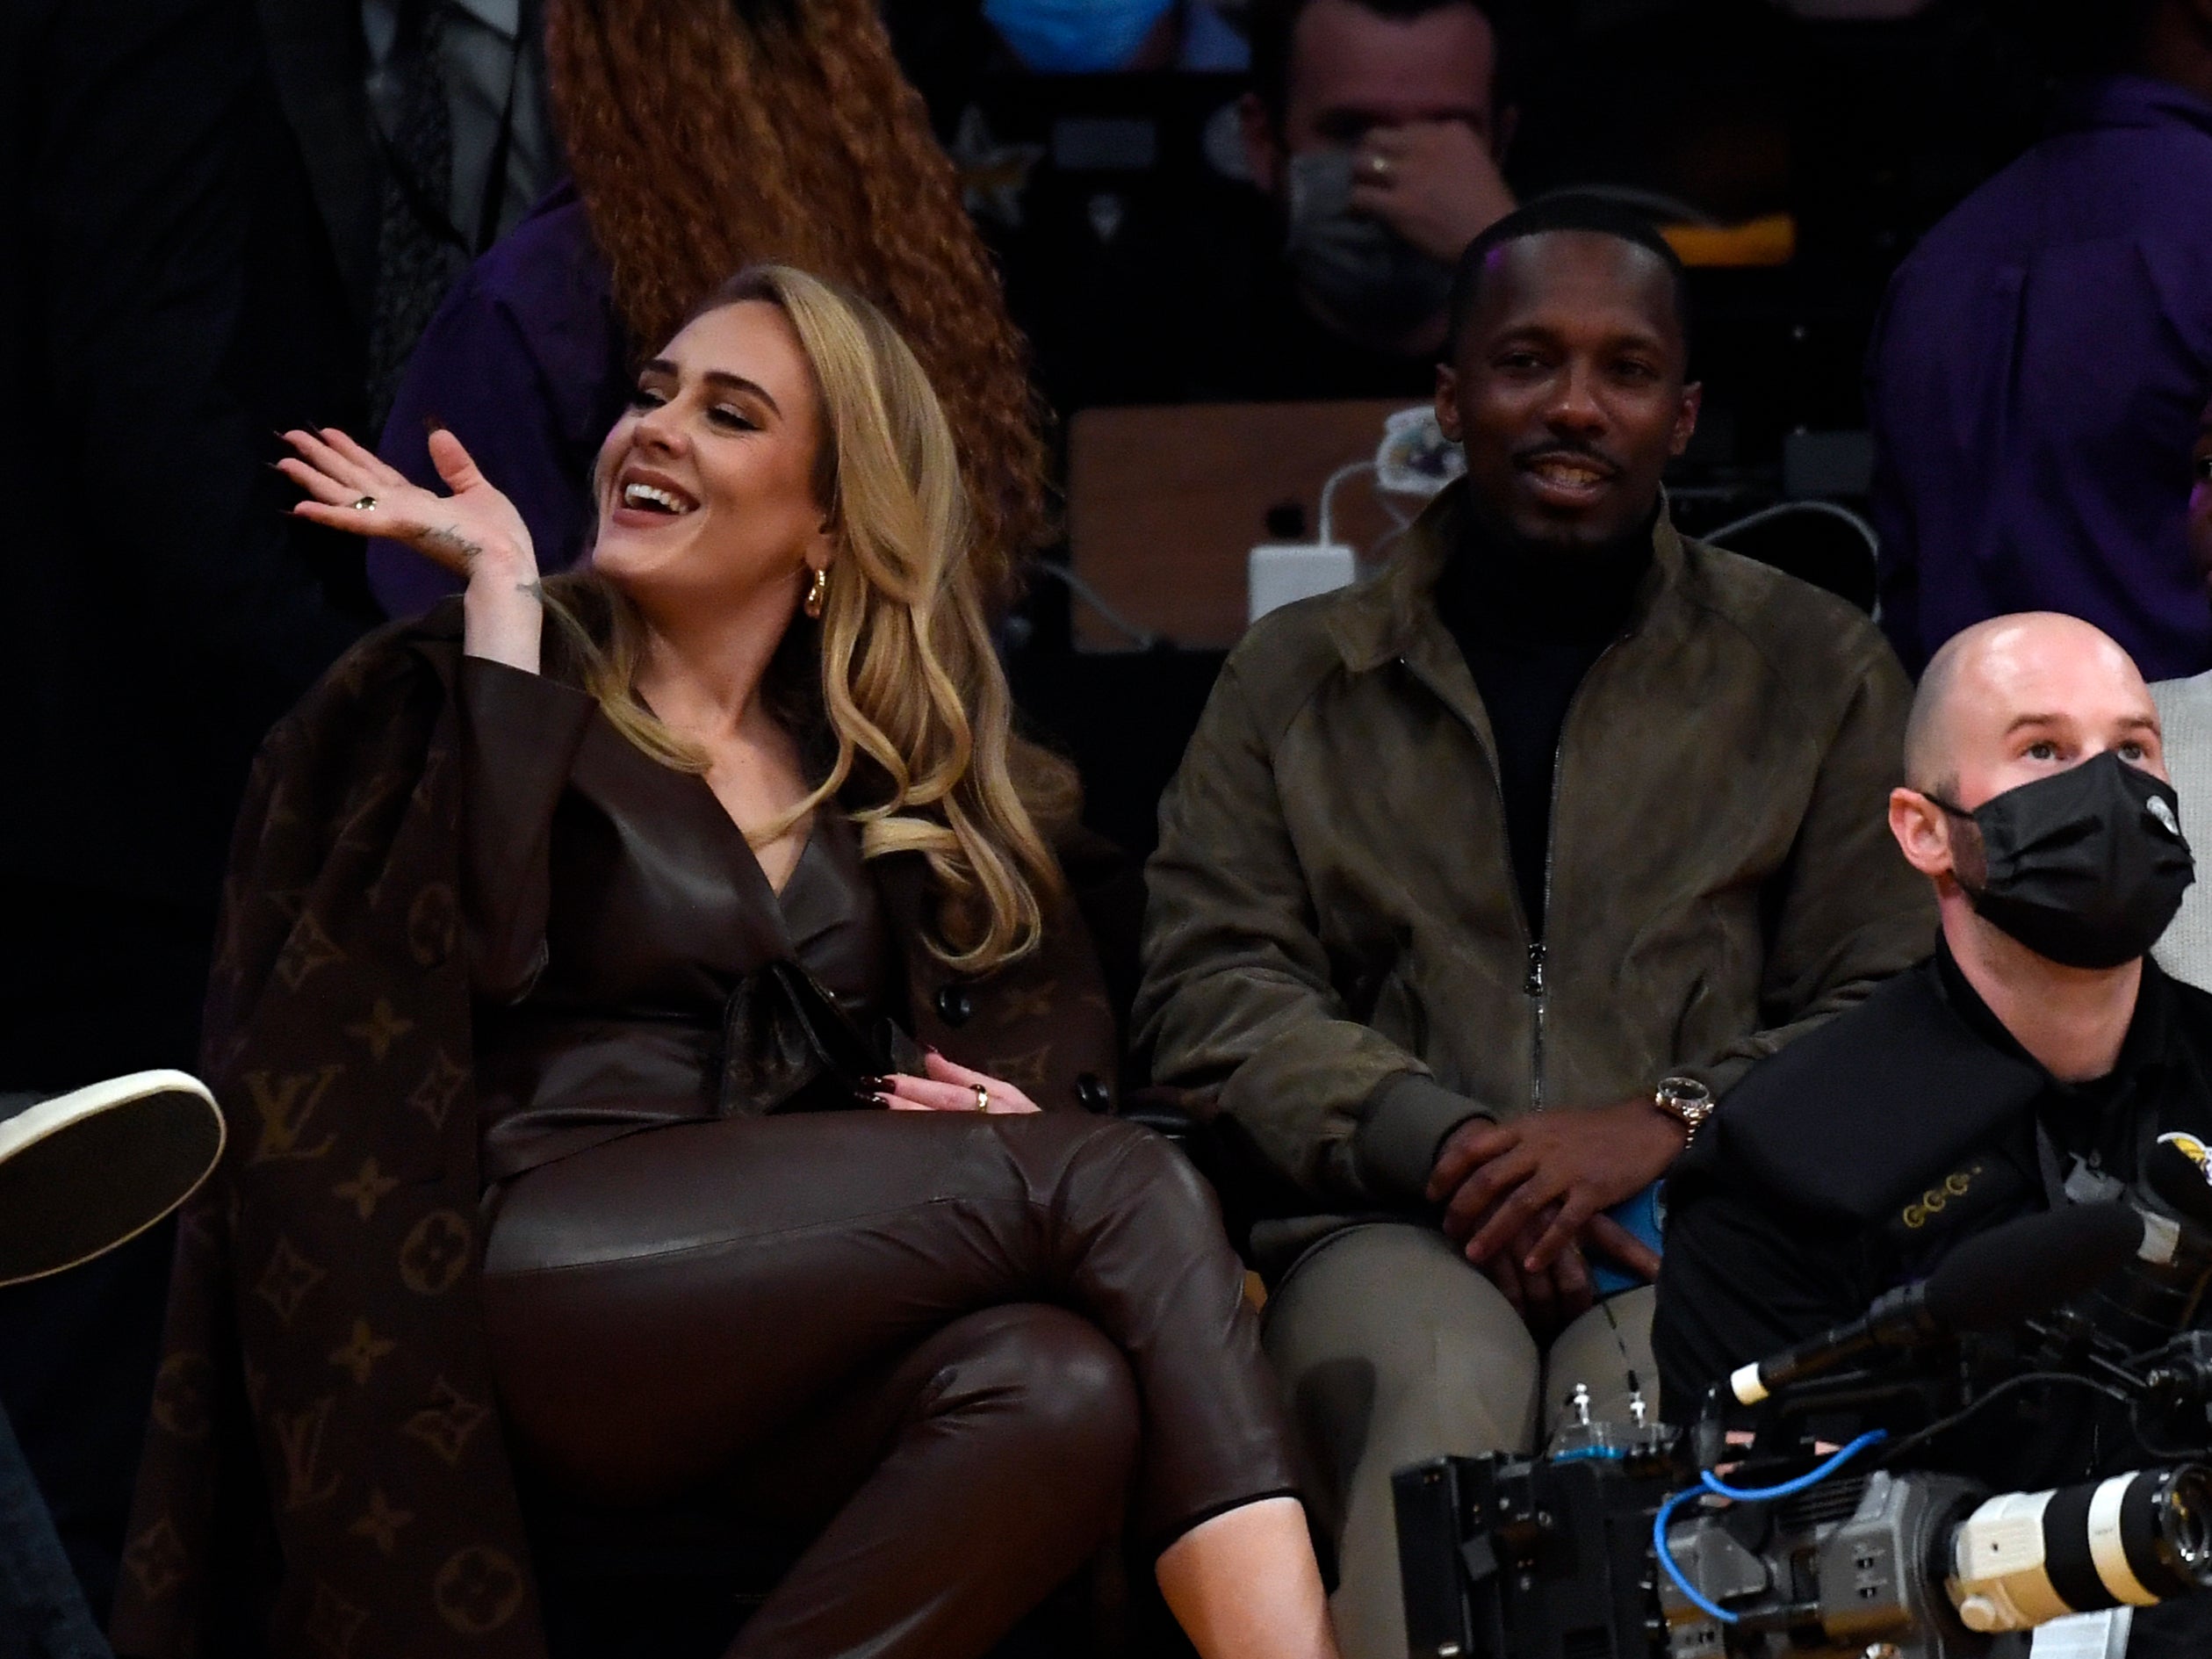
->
[[1498, 495, 1661, 557]]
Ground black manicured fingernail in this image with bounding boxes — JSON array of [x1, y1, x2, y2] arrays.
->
[[855, 1074, 888, 1090], [423, 413, 446, 434]]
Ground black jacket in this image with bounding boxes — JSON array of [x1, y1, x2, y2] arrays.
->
[[1657, 943, 2212, 1443], [0, 0, 369, 927], [1655, 946, 2212, 1656]]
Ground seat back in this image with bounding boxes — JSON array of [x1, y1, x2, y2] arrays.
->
[[1702, 499, 1879, 613], [1066, 400, 1414, 651]]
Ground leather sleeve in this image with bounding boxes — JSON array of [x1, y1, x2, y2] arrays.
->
[[1135, 657, 1441, 1206], [458, 656, 596, 1001], [1673, 626, 1937, 1102]]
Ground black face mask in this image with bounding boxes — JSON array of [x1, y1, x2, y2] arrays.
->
[[1932, 750, 2195, 970], [1282, 150, 1456, 350]]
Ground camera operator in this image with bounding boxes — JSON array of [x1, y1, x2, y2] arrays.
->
[[1654, 609, 2212, 1655]]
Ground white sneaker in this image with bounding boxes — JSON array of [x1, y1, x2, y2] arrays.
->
[[0, 1070, 225, 1287]]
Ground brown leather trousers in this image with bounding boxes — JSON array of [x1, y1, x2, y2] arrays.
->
[[479, 1108, 1298, 1659]]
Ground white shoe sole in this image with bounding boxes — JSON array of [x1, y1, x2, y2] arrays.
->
[[0, 1068, 226, 1287]]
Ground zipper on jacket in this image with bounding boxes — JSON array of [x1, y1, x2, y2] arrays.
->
[[1404, 649, 1553, 1115], [1524, 940, 1546, 1113], [1526, 624, 1632, 1112], [1401, 625, 1627, 1117]]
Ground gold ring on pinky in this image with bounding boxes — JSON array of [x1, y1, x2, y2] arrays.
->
[[349, 495, 378, 511], [972, 1083, 991, 1114]]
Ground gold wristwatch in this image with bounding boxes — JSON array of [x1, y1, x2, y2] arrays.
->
[[1654, 1076, 1716, 1144]]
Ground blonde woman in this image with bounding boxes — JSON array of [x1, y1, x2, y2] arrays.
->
[[132, 268, 1339, 1659]]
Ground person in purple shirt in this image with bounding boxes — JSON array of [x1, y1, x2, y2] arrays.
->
[[1868, 1, 2212, 683], [368, 181, 625, 617], [370, 0, 1048, 619]]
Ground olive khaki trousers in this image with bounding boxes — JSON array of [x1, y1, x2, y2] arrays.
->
[[1263, 1222, 1658, 1659]]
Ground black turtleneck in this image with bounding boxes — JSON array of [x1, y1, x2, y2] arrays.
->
[[1434, 509, 1654, 938]]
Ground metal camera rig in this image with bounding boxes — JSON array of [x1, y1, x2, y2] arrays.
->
[[1393, 1198, 2212, 1659]]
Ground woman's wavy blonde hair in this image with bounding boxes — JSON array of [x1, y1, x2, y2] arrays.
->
[[543, 266, 1077, 974]]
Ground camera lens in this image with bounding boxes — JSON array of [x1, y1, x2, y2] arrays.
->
[[2138, 1467, 2212, 1587], [1949, 1464, 2212, 1633]]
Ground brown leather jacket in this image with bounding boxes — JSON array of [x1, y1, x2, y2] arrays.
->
[[1135, 480, 1936, 1215]]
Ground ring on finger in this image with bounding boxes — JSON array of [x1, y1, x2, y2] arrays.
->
[[972, 1083, 991, 1114], [349, 495, 378, 511], [1364, 152, 1394, 184]]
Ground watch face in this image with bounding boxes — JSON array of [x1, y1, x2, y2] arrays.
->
[[1659, 1077, 1712, 1112]]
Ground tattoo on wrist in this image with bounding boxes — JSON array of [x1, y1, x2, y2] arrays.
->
[[422, 524, 486, 568], [517, 579, 544, 604]]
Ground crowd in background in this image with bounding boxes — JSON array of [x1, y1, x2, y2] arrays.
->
[[11, 0, 2212, 1655]]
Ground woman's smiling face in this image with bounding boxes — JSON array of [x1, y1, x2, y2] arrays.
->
[[590, 299, 832, 615]]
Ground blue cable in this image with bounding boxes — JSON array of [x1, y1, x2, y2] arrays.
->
[[1653, 1490, 1733, 1624], [1650, 1430, 1890, 1627], [1697, 1431, 1889, 1503]]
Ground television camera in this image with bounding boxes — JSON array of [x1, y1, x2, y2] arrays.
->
[[1393, 1136, 2212, 1659]]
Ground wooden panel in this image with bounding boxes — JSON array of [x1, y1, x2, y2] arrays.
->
[[1066, 400, 1423, 651]]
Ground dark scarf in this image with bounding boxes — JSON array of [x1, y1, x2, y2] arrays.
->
[[1435, 506, 1654, 935]]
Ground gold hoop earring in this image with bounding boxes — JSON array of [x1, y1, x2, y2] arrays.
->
[[803, 566, 828, 619]]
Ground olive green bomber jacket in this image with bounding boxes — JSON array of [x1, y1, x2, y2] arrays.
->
[[1135, 480, 1937, 1213]]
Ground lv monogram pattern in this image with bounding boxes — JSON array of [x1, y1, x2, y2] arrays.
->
[[113, 629, 549, 1659], [112, 620, 1123, 1659]]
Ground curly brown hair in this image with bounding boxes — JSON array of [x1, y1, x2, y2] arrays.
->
[[547, 0, 1051, 601]]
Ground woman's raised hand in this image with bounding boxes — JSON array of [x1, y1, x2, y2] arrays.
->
[[278, 427, 543, 672], [280, 427, 531, 571], [878, 1051, 1041, 1115]]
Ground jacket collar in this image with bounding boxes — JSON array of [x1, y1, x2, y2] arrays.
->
[[1325, 476, 1692, 678], [1934, 933, 2177, 1093], [2052, 74, 2212, 142]]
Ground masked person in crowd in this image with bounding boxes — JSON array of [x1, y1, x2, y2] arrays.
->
[[1135, 195, 1934, 1659], [1655, 610, 2212, 1657], [113, 268, 1341, 1659], [2151, 395, 2212, 990], [983, 0, 1249, 72], [367, 0, 1046, 620], [1177, 0, 1519, 401], [987, 0, 1181, 70]]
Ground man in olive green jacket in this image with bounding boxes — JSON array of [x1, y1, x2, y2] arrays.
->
[[1135, 198, 1935, 1658]]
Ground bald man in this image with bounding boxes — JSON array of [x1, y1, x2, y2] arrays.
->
[[1654, 612, 2212, 1651]]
